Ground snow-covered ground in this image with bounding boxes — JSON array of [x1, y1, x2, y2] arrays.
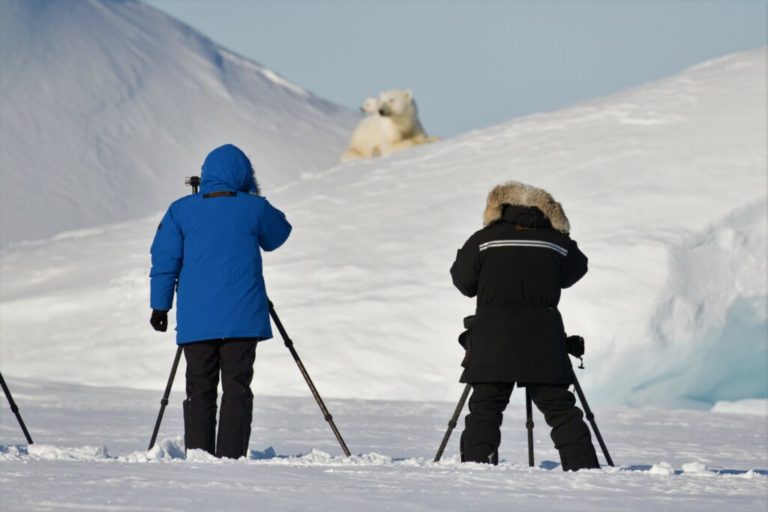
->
[[1, 379, 766, 512], [0, 1, 765, 509]]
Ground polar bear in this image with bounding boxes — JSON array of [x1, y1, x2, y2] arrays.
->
[[360, 97, 379, 114], [341, 89, 437, 162]]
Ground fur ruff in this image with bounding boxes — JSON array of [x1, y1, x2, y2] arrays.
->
[[482, 181, 570, 234]]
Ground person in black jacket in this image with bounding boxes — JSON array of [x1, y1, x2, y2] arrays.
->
[[450, 180, 600, 471]]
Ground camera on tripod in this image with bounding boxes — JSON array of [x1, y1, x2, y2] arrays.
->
[[185, 176, 201, 194]]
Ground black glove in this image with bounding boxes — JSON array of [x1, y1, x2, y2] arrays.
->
[[566, 335, 585, 358], [150, 309, 168, 332]]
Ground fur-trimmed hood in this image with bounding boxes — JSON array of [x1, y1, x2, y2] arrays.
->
[[482, 181, 570, 234]]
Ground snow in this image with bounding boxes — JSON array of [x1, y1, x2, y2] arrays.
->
[[648, 462, 675, 476], [0, 1, 765, 509], [0, 0, 358, 246], [711, 399, 768, 416], [2, 46, 764, 408], [0, 380, 766, 511]]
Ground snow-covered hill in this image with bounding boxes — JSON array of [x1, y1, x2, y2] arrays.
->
[[1, 46, 765, 408], [243, 46, 768, 408], [0, 0, 358, 246]]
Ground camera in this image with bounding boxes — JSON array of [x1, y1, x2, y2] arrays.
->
[[185, 176, 201, 194]]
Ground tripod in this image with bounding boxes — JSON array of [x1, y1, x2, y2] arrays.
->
[[268, 301, 351, 456], [148, 175, 350, 455], [147, 177, 199, 451], [147, 301, 351, 455], [0, 372, 34, 444], [434, 357, 614, 467]]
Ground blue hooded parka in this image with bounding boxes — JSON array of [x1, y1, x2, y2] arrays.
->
[[150, 144, 292, 344]]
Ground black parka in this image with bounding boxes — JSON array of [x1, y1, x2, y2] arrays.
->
[[450, 181, 587, 384]]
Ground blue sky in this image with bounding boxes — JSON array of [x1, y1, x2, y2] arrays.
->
[[147, 0, 766, 137]]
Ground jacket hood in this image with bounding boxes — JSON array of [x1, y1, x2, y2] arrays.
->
[[501, 204, 553, 230], [483, 180, 570, 234], [200, 144, 260, 195]]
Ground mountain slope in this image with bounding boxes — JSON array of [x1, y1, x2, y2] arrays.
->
[[0, 0, 358, 245], [1, 48, 765, 408]]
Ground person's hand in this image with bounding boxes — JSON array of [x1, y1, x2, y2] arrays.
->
[[566, 335, 585, 358], [150, 309, 168, 332]]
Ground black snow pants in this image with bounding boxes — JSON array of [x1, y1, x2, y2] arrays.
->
[[182, 339, 258, 459], [460, 382, 600, 471]]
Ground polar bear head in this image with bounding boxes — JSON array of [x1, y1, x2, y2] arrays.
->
[[377, 89, 417, 119], [360, 97, 380, 114]]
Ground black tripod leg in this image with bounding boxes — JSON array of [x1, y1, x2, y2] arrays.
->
[[268, 301, 351, 457], [148, 346, 183, 451], [525, 387, 534, 467], [0, 372, 33, 444], [570, 365, 614, 467], [434, 383, 471, 462]]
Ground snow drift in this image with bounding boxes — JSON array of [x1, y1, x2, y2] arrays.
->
[[0, 0, 358, 246], [0, 3, 764, 409]]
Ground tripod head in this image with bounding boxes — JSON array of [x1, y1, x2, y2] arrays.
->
[[185, 176, 201, 194]]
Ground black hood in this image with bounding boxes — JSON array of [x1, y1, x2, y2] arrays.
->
[[501, 205, 553, 229]]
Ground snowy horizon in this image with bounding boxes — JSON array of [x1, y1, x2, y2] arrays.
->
[[0, 2, 766, 510]]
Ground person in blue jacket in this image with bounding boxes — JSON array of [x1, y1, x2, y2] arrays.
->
[[149, 144, 291, 459]]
